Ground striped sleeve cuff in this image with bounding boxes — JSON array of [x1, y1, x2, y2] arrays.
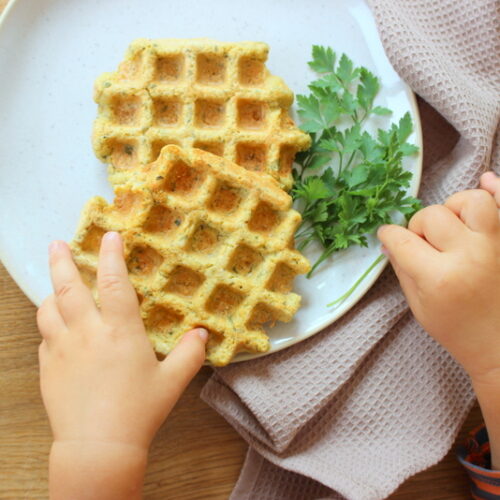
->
[[458, 425, 500, 499]]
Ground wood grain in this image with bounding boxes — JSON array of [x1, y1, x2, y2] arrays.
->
[[0, 262, 483, 500], [0, 261, 247, 500], [0, 1, 483, 498]]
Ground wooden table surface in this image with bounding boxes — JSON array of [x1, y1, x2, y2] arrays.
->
[[0, 1, 483, 498], [0, 264, 483, 500]]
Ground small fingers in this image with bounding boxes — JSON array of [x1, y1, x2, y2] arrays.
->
[[480, 171, 500, 207], [97, 232, 142, 328], [445, 189, 499, 233], [377, 224, 441, 281], [49, 241, 99, 326], [387, 258, 419, 305], [160, 328, 208, 400], [408, 205, 468, 251], [36, 294, 67, 343]]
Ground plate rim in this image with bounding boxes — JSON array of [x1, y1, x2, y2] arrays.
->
[[0, 0, 423, 363], [236, 88, 422, 362]]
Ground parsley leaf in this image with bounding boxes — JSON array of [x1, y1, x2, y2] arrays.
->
[[357, 68, 379, 111], [294, 46, 422, 284], [308, 45, 335, 73], [337, 54, 357, 84]]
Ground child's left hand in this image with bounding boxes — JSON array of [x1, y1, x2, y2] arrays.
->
[[37, 231, 207, 499]]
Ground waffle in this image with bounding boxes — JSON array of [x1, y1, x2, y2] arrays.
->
[[72, 146, 310, 366], [92, 38, 311, 190]]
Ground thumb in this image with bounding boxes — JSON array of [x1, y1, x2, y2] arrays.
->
[[377, 224, 440, 282], [160, 328, 208, 400], [385, 249, 420, 306]]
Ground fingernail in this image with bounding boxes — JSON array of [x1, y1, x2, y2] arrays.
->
[[103, 231, 121, 244], [377, 225, 389, 237], [48, 240, 64, 255], [381, 245, 391, 257], [194, 328, 208, 342], [483, 171, 498, 181]]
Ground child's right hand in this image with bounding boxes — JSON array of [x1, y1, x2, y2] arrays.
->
[[377, 172, 500, 386], [37, 231, 208, 499]]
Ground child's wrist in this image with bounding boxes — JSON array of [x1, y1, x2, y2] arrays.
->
[[50, 440, 148, 500], [470, 370, 500, 470], [468, 363, 500, 390], [471, 369, 500, 400]]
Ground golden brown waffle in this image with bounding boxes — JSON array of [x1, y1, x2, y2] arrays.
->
[[92, 38, 311, 190], [72, 146, 310, 366]]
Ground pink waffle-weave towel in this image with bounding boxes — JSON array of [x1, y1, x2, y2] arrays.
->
[[202, 0, 500, 498]]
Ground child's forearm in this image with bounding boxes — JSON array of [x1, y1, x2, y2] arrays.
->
[[49, 441, 147, 500], [472, 375, 500, 470]]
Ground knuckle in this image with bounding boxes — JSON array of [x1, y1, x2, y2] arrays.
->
[[36, 304, 46, 322], [409, 205, 440, 229], [432, 265, 460, 296], [407, 218, 419, 234], [434, 271, 452, 291], [408, 211, 419, 227], [99, 273, 124, 294], [448, 189, 491, 208], [36, 302, 52, 330], [394, 235, 414, 251], [104, 325, 124, 341], [469, 189, 492, 203], [55, 282, 74, 300], [425, 204, 446, 219]]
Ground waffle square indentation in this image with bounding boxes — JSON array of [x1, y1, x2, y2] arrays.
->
[[227, 244, 263, 275], [164, 265, 205, 296], [143, 205, 182, 233], [154, 55, 184, 82], [153, 98, 182, 126], [236, 143, 267, 171], [195, 99, 226, 128], [127, 245, 164, 276], [196, 53, 226, 84], [163, 160, 205, 193], [205, 284, 244, 315]]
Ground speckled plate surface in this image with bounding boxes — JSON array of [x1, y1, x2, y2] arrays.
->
[[0, 0, 421, 362]]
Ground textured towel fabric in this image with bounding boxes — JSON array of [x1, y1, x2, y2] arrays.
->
[[201, 0, 500, 498]]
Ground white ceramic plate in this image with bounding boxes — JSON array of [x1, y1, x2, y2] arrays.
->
[[0, 0, 421, 362]]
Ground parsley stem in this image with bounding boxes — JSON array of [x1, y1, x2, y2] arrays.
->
[[307, 244, 337, 277], [294, 46, 421, 282], [327, 253, 385, 307], [344, 151, 357, 170], [338, 152, 344, 174], [295, 227, 313, 240]]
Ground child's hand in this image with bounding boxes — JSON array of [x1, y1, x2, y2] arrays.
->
[[37, 232, 207, 499], [377, 172, 500, 385]]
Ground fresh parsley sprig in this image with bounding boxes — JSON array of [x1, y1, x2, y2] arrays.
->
[[293, 46, 422, 278]]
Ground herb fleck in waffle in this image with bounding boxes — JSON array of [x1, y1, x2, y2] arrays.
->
[[92, 38, 311, 190], [72, 146, 310, 366]]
